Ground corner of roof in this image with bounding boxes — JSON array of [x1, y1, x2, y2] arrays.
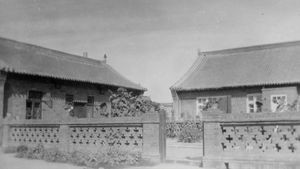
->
[[170, 53, 208, 91], [103, 63, 147, 91], [201, 40, 300, 56]]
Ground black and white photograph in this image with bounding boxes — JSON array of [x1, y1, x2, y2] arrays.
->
[[0, 0, 300, 169]]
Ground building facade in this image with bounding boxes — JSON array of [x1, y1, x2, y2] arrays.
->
[[0, 37, 145, 144], [171, 41, 300, 121]]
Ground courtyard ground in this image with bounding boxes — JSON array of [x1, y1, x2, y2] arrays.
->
[[0, 150, 202, 169], [0, 139, 203, 169], [166, 138, 202, 165]]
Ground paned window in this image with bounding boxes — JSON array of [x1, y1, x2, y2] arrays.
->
[[271, 94, 287, 112], [196, 96, 230, 115], [247, 94, 263, 113], [26, 91, 43, 119]]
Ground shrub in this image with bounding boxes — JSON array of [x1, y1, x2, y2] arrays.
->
[[177, 121, 202, 143], [109, 88, 159, 117], [15, 145, 29, 158], [15, 144, 44, 159], [69, 151, 89, 166], [102, 147, 142, 166], [30, 144, 45, 159], [79, 146, 143, 168], [16, 145, 28, 153], [13, 144, 143, 169], [166, 122, 180, 138], [166, 120, 203, 142], [43, 148, 70, 163]]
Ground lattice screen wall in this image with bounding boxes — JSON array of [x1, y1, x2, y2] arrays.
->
[[220, 124, 300, 154], [69, 126, 143, 152], [9, 126, 60, 146], [8, 125, 144, 152]]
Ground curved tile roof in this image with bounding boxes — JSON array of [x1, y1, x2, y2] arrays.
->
[[171, 41, 300, 91], [0, 37, 146, 91]]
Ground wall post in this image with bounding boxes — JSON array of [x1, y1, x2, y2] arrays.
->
[[0, 72, 7, 145], [159, 110, 166, 162], [58, 124, 70, 152], [1, 124, 9, 149], [142, 113, 160, 162]]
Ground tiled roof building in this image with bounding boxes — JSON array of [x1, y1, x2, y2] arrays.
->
[[171, 41, 300, 120], [0, 37, 145, 91]]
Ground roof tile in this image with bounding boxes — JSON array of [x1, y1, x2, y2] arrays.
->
[[171, 41, 300, 91], [0, 37, 146, 91]]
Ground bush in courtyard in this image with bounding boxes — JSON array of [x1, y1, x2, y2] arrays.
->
[[15, 144, 44, 159], [15, 145, 29, 158], [30, 143, 45, 159], [166, 122, 181, 138], [43, 148, 70, 163], [99, 146, 142, 166], [69, 151, 90, 166], [177, 121, 202, 143], [13, 144, 144, 169], [109, 88, 160, 117], [82, 146, 142, 168]]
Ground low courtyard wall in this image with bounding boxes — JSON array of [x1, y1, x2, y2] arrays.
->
[[202, 112, 300, 169], [1, 112, 166, 162]]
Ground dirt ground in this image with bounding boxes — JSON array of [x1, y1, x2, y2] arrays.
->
[[0, 151, 202, 169], [0, 138, 204, 169], [166, 138, 202, 160]]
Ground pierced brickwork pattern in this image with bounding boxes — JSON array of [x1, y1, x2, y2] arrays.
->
[[220, 124, 300, 154], [10, 126, 60, 145], [69, 126, 143, 150]]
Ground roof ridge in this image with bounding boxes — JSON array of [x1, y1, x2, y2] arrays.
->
[[202, 40, 300, 56], [171, 40, 300, 91], [0, 36, 105, 67]]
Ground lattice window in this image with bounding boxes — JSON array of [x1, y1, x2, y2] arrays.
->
[[10, 126, 60, 145], [271, 95, 287, 112], [220, 124, 300, 154], [69, 126, 143, 152], [196, 96, 230, 114], [246, 94, 262, 113]]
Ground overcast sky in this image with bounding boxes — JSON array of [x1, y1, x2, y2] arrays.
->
[[1, 0, 300, 102]]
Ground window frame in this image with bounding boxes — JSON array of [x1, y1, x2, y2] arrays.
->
[[65, 94, 74, 105], [26, 90, 43, 120], [270, 94, 287, 112], [87, 96, 94, 106], [196, 96, 228, 115], [246, 93, 263, 113], [87, 95, 95, 117]]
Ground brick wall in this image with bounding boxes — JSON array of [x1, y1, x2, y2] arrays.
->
[[180, 99, 196, 120], [2, 113, 165, 162], [202, 112, 300, 169], [262, 86, 298, 112], [173, 85, 300, 120], [174, 87, 262, 120], [4, 74, 112, 120]]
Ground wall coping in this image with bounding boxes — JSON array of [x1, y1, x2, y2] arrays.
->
[[202, 111, 300, 122], [3, 113, 160, 126]]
